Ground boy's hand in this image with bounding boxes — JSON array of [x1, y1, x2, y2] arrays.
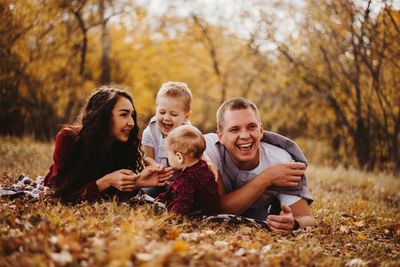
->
[[143, 156, 159, 167]]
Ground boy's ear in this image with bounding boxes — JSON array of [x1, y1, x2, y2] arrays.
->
[[185, 111, 192, 120], [176, 152, 184, 164]]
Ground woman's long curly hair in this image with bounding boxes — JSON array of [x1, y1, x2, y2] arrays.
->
[[53, 85, 143, 199]]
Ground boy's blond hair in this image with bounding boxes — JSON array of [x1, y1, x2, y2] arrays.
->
[[165, 125, 205, 160], [156, 81, 192, 112]]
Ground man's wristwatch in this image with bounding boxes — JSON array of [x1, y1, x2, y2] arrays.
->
[[293, 219, 300, 230]]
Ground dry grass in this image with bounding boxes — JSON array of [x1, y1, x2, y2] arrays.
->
[[0, 137, 399, 266]]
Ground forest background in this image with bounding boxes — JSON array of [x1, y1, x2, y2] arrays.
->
[[1, 0, 399, 172], [1, 1, 400, 266]]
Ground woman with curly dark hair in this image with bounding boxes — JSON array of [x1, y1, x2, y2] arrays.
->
[[43, 85, 173, 203]]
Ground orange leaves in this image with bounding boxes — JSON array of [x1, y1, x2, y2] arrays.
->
[[166, 229, 181, 240], [356, 233, 367, 241], [2, 150, 400, 267], [56, 233, 82, 253], [339, 214, 369, 242], [349, 220, 365, 228], [172, 240, 188, 253]]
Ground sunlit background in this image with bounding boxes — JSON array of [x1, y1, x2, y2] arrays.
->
[[1, 0, 399, 173]]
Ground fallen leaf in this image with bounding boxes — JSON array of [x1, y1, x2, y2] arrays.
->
[[235, 248, 246, 256], [173, 240, 188, 253], [214, 240, 228, 249], [167, 229, 180, 240], [357, 233, 367, 240], [340, 225, 350, 233], [261, 244, 272, 253], [351, 221, 365, 227], [136, 253, 153, 261], [51, 250, 73, 265], [345, 258, 367, 266]]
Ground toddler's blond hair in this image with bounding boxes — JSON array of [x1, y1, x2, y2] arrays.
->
[[156, 81, 192, 112], [165, 125, 205, 160]]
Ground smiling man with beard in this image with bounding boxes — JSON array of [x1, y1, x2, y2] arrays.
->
[[204, 98, 315, 232]]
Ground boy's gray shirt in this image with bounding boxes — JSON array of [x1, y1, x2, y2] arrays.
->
[[204, 131, 313, 220], [141, 116, 191, 167]]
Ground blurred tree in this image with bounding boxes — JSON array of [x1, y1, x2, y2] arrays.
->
[[273, 0, 400, 171], [0, 1, 25, 136], [1, 0, 398, 172], [99, 0, 111, 84]]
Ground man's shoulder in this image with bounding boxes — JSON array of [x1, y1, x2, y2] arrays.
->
[[204, 132, 218, 141], [204, 132, 218, 145], [261, 131, 307, 163], [261, 142, 293, 162]]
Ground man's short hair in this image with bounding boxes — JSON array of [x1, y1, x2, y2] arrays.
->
[[156, 81, 192, 112], [216, 98, 261, 131], [165, 125, 205, 160]]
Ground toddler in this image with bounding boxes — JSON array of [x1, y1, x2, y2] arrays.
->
[[157, 125, 220, 215]]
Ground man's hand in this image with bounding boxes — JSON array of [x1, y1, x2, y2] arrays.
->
[[267, 204, 295, 232], [207, 162, 219, 183], [262, 163, 306, 188]]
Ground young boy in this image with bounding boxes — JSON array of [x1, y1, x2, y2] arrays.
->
[[141, 81, 192, 196], [156, 125, 220, 215]]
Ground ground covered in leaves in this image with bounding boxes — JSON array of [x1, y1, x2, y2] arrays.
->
[[1, 137, 399, 266]]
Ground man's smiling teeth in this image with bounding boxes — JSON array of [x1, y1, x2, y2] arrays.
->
[[237, 143, 252, 150]]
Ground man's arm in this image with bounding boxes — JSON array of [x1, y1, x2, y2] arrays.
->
[[290, 198, 315, 228], [218, 162, 306, 214]]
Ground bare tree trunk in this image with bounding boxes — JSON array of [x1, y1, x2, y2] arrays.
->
[[99, 0, 111, 84], [73, 7, 88, 77], [191, 14, 226, 104]]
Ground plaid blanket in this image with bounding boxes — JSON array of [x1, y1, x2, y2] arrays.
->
[[130, 191, 271, 230], [0, 175, 49, 198]]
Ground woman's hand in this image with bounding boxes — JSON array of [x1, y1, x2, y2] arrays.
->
[[136, 165, 174, 188], [266, 204, 295, 233], [96, 169, 139, 192]]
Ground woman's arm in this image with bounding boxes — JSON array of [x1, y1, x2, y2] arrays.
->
[[66, 166, 173, 203], [44, 128, 77, 186], [58, 169, 139, 203]]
